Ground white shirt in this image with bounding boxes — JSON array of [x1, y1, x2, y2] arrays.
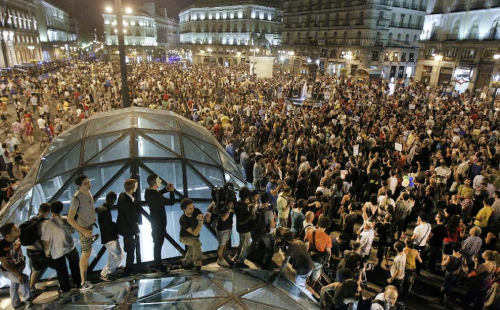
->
[[37, 118, 46, 129], [359, 228, 375, 256], [413, 223, 431, 246]]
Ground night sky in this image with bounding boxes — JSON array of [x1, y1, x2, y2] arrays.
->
[[49, 0, 196, 37]]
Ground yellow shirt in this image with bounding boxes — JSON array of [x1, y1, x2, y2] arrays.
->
[[474, 206, 493, 228]]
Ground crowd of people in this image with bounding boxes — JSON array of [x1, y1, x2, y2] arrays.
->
[[0, 59, 498, 309]]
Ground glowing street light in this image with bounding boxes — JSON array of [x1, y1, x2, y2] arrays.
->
[[105, 6, 113, 13], [125, 7, 132, 14], [494, 54, 500, 60], [434, 54, 443, 61]]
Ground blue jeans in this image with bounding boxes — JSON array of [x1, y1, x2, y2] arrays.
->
[[237, 232, 251, 264], [2, 269, 32, 307], [101, 240, 124, 277], [294, 270, 313, 296]]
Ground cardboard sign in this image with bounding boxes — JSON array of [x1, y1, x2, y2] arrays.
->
[[409, 104, 415, 110], [353, 144, 359, 156], [395, 143, 403, 151]]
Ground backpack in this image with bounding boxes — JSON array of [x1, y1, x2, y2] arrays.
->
[[19, 216, 45, 246], [254, 207, 271, 235], [298, 223, 314, 241], [308, 230, 329, 264]]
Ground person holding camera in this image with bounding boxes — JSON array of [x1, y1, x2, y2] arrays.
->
[[179, 198, 210, 271], [249, 193, 275, 268], [234, 187, 254, 268], [0, 223, 33, 308], [215, 199, 235, 267], [144, 174, 175, 273]]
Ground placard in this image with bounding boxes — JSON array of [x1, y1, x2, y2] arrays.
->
[[395, 143, 403, 151], [409, 104, 415, 109], [353, 144, 359, 156]]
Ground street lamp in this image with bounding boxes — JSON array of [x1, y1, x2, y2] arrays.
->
[[494, 54, 500, 60], [288, 50, 295, 75], [105, 1, 132, 108]]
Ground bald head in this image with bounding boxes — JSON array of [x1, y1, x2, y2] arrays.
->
[[384, 285, 398, 306]]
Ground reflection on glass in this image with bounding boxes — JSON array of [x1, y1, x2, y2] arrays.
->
[[90, 136, 130, 164], [186, 165, 212, 199], [145, 132, 181, 155], [182, 137, 218, 165], [132, 298, 227, 310], [241, 284, 308, 310], [138, 275, 229, 302], [84, 163, 125, 196], [138, 135, 176, 158], [208, 269, 264, 294], [84, 132, 122, 162], [217, 299, 246, 310]]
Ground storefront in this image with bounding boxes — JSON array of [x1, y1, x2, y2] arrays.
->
[[438, 67, 453, 87]]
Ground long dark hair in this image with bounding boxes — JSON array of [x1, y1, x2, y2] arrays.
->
[[447, 215, 460, 234], [333, 279, 359, 306]]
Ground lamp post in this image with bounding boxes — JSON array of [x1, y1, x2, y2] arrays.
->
[[288, 50, 295, 75], [105, 1, 132, 108]]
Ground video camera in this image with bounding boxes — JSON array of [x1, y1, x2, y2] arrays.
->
[[211, 182, 237, 214]]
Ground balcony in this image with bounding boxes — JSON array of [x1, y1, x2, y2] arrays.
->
[[445, 34, 459, 41], [374, 40, 384, 47]]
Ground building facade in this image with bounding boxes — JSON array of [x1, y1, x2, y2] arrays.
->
[[34, 0, 78, 61], [415, 0, 500, 92], [179, 0, 283, 66], [103, 2, 179, 62], [0, 0, 42, 67], [282, 0, 427, 79]]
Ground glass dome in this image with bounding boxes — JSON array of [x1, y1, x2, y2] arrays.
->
[[0, 107, 245, 279]]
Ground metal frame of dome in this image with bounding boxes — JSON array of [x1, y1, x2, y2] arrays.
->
[[0, 107, 246, 276]]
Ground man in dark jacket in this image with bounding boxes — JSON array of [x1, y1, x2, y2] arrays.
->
[[97, 191, 123, 281], [144, 173, 175, 272], [116, 179, 141, 277]]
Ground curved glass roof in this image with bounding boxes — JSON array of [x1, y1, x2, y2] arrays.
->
[[0, 108, 247, 286], [0, 107, 245, 225]]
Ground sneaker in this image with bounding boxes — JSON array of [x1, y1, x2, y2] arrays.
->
[[12, 302, 25, 309], [235, 262, 250, 268], [217, 258, 230, 268], [100, 273, 113, 282], [80, 281, 94, 292], [30, 288, 45, 297], [224, 256, 235, 266]]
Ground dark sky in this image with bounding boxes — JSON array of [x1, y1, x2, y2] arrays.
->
[[50, 0, 196, 37]]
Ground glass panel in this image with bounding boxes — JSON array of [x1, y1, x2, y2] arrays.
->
[[84, 163, 125, 196], [225, 173, 245, 189], [135, 276, 190, 299], [86, 116, 120, 136], [6, 189, 33, 225], [166, 203, 218, 253], [92, 115, 132, 135], [15, 160, 40, 195], [183, 137, 217, 165], [67, 281, 131, 304], [137, 206, 182, 261], [186, 136, 221, 164], [242, 285, 308, 310], [179, 122, 211, 142], [90, 135, 130, 164], [138, 275, 229, 302], [37, 142, 78, 181], [141, 161, 184, 195], [94, 166, 132, 207], [45, 123, 86, 155], [1, 198, 22, 226], [220, 152, 243, 180], [241, 269, 273, 282], [192, 163, 224, 187], [208, 269, 264, 294], [144, 114, 178, 130], [133, 298, 227, 310], [145, 132, 181, 155], [42, 142, 81, 181], [138, 135, 176, 158], [32, 170, 75, 210], [272, 275, 320, 309], [217, 299, 246, 310], [44, 306, 114, 310], [186, 165, 212, 199], [242, 300, 288, 310], [52, 174, 79, 215], [137, 116, 168, 131], [84, 132, 123, 163]]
